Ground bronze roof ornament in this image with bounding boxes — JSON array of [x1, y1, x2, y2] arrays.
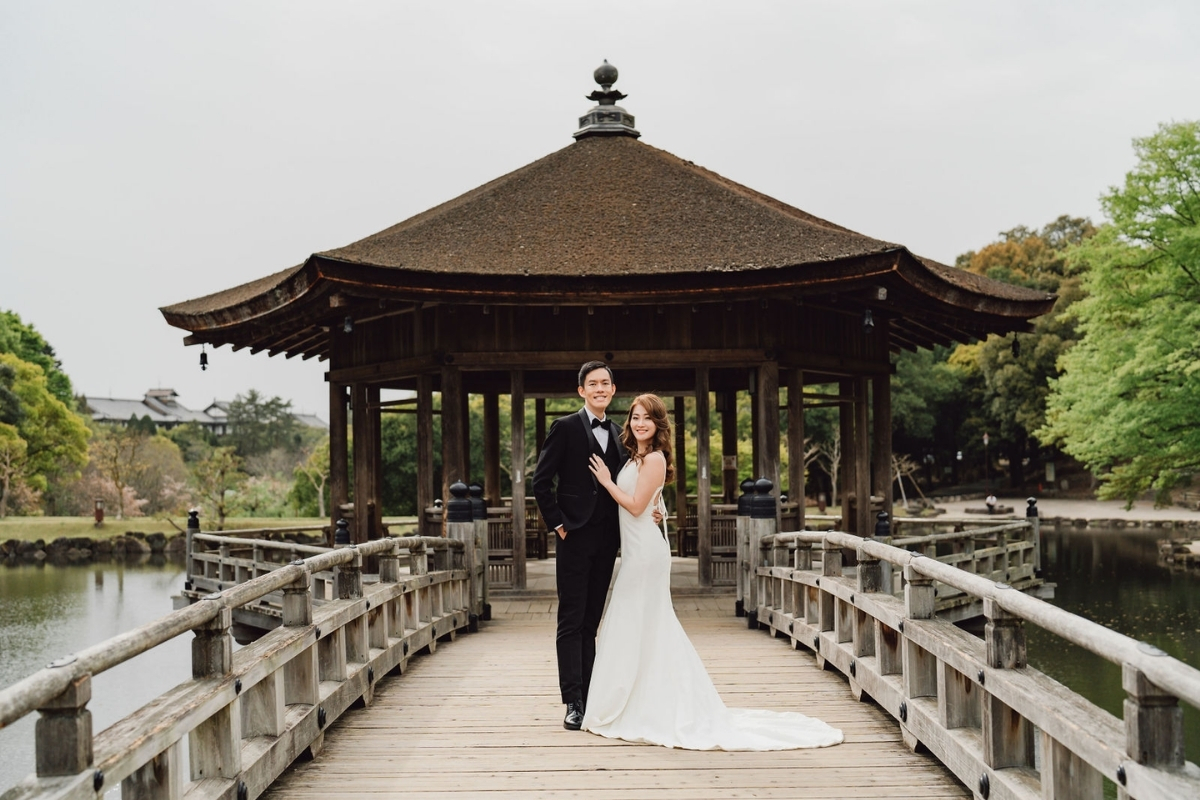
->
[[574, 60, 640, 140]]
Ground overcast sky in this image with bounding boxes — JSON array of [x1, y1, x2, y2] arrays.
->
[[2, 1, 1197, 418]]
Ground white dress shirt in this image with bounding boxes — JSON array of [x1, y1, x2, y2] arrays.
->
[[585, 408, 610, 451]]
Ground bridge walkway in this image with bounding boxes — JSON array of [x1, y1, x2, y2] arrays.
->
[[262, 597, 969, 799]]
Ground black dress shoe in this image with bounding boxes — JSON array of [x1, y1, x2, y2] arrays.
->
[[563, 702, 584, 730]]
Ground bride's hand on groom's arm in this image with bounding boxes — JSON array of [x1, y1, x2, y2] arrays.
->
[[588, 454, 613, 488]]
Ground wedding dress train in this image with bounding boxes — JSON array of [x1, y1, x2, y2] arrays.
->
[[581, 459, 844, 750]]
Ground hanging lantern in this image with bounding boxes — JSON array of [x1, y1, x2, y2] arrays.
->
[[200, 344, 208, 371]]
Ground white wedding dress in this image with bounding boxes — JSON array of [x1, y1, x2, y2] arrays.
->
[[581, 458, 844, 750]]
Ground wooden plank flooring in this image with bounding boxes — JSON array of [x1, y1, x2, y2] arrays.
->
[[262, 597, 969, 799]]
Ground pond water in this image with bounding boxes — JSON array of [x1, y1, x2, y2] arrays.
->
[[0, 558, 188, 792], [1, 528, 1198, 792]]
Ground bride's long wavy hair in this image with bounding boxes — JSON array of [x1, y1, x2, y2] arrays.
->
[[621, 393, 675, 483]]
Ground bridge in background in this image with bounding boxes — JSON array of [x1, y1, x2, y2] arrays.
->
[[2, 502, 1197, 800]]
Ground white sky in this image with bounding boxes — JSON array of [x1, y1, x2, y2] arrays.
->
[[2, 1, 1197, 418]]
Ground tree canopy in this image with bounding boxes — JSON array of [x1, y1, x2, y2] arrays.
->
[[0, 311, 74, 405], [0, 352, 89, 514], [1041, 120, 1200, 504]]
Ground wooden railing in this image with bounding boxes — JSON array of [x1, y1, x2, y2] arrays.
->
[[753, 529, 1200, 800], [0, 535, 471, 800]]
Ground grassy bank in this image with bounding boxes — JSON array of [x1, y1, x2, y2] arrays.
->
[[0, 516, 420, 543]]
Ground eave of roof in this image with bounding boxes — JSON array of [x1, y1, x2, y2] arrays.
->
[[160, 135, 1055, 355]]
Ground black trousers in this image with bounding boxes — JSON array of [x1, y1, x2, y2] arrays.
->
[[555, 516, 620, 705]]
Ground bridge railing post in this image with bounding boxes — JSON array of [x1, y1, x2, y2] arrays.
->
[[735, 478, 754, 618], [854, 543, 881, 657], [1027, 497, 1041, 574], [282, 566, 318, 708], [446, 482, 478, 632], [899, 557, 936, 751], [34, 672, 93, 778], [185, 509, 199, 587], [471, 484, 491, 621], [981, 592, 1035, 773], [1123, 659, 1184, 772], [748, 478, 777, 629], [189, 604, 241, 782]]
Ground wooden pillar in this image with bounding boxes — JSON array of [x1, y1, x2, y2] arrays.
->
[[720, 391, 738, 502], [535, 398, 547, 456], [460, 385, 471, 484], [756, 361, 781, 531], [511, 370, 527, 590], [368, 385, 383, 540], [872, 370, 893, 527], [839, 379, 854, 533], [855, 377, 871, 540], [417, 374, 434, 538], [441, 366, 465, 505], [674, 396, 687, 553], [696, 368, 712, 586], [329, 382, 349, 544], [351, 383, 370, 545], [483, 391, 501, 507], [787, 369, 805, 532], [750, 375, 760, 481]]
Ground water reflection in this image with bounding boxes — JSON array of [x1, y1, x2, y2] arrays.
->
[[0, 559, 188, 791], [1028, 526, 1200, 766]]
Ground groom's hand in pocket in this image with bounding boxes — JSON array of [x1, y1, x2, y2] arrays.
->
[[557, 525, 567, 540]]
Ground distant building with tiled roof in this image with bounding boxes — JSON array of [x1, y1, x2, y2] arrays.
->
[[82, 389, 327, 434]]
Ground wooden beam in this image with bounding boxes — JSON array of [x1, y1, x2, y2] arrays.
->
[[483, 392, 501, 508], [511, 370, 527, 591], [329, 382, 349, 545], [534, 398, 546, 456], [674, 396, 687, 555], [441, 366, 465, 507], [839, 378, 854, 533], [695, 368, 712, 587], [787, 369, 805, 533], [720, 391, 738, 503], [460, 385, 471, 487], [873, 351, 893, 530], [756, 361, 781, 531], [368, 385, 383, 541], [417, 374, 434, 538], [326, 354, 442, 385], [352, 383, 370, 544], [855, 377, 872, 540]]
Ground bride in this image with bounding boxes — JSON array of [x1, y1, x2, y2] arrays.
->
[[582, 393, 843, 751]]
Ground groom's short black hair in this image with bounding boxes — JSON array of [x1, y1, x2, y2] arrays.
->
[[578, 360, 614, 386]]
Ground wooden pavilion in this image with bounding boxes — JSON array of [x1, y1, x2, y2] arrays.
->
[[161, 63, 1055, 589]]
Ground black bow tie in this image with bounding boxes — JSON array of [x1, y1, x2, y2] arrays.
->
[[591, 417, 604, 429]]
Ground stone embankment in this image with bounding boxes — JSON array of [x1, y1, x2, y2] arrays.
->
[[1, 531, 185, 564]]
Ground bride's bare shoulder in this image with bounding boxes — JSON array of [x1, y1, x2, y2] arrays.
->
[[643, 450, 667, 468]]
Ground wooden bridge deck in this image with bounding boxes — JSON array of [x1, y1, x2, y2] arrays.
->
[[263, 598, 969, 799]]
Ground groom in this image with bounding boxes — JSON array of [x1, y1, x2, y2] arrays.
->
[[533, 360, 628, 730]]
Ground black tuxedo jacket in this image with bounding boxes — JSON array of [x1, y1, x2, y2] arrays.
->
[[533, 408, 629, 532]]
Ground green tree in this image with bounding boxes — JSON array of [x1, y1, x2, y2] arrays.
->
[[948, 216, 1093, 488], [0, 353, 89, 512], [0, 311, 74, 405], [192, 446, 247, 529], [225, 390, 301, 458], [293, 437, 332, 518], [90, 425, 150, 519], [1041, 121, 1200, 504], [0, 423, 28, 517]]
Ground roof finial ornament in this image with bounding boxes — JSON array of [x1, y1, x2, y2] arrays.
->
[[574, 60, 640, 140]]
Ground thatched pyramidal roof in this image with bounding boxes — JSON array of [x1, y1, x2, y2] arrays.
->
[[161, 64, 1054, 359]]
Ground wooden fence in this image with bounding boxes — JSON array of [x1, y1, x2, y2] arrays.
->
[[0, 535, 471, 800], [753, 528, 1200, 800]]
